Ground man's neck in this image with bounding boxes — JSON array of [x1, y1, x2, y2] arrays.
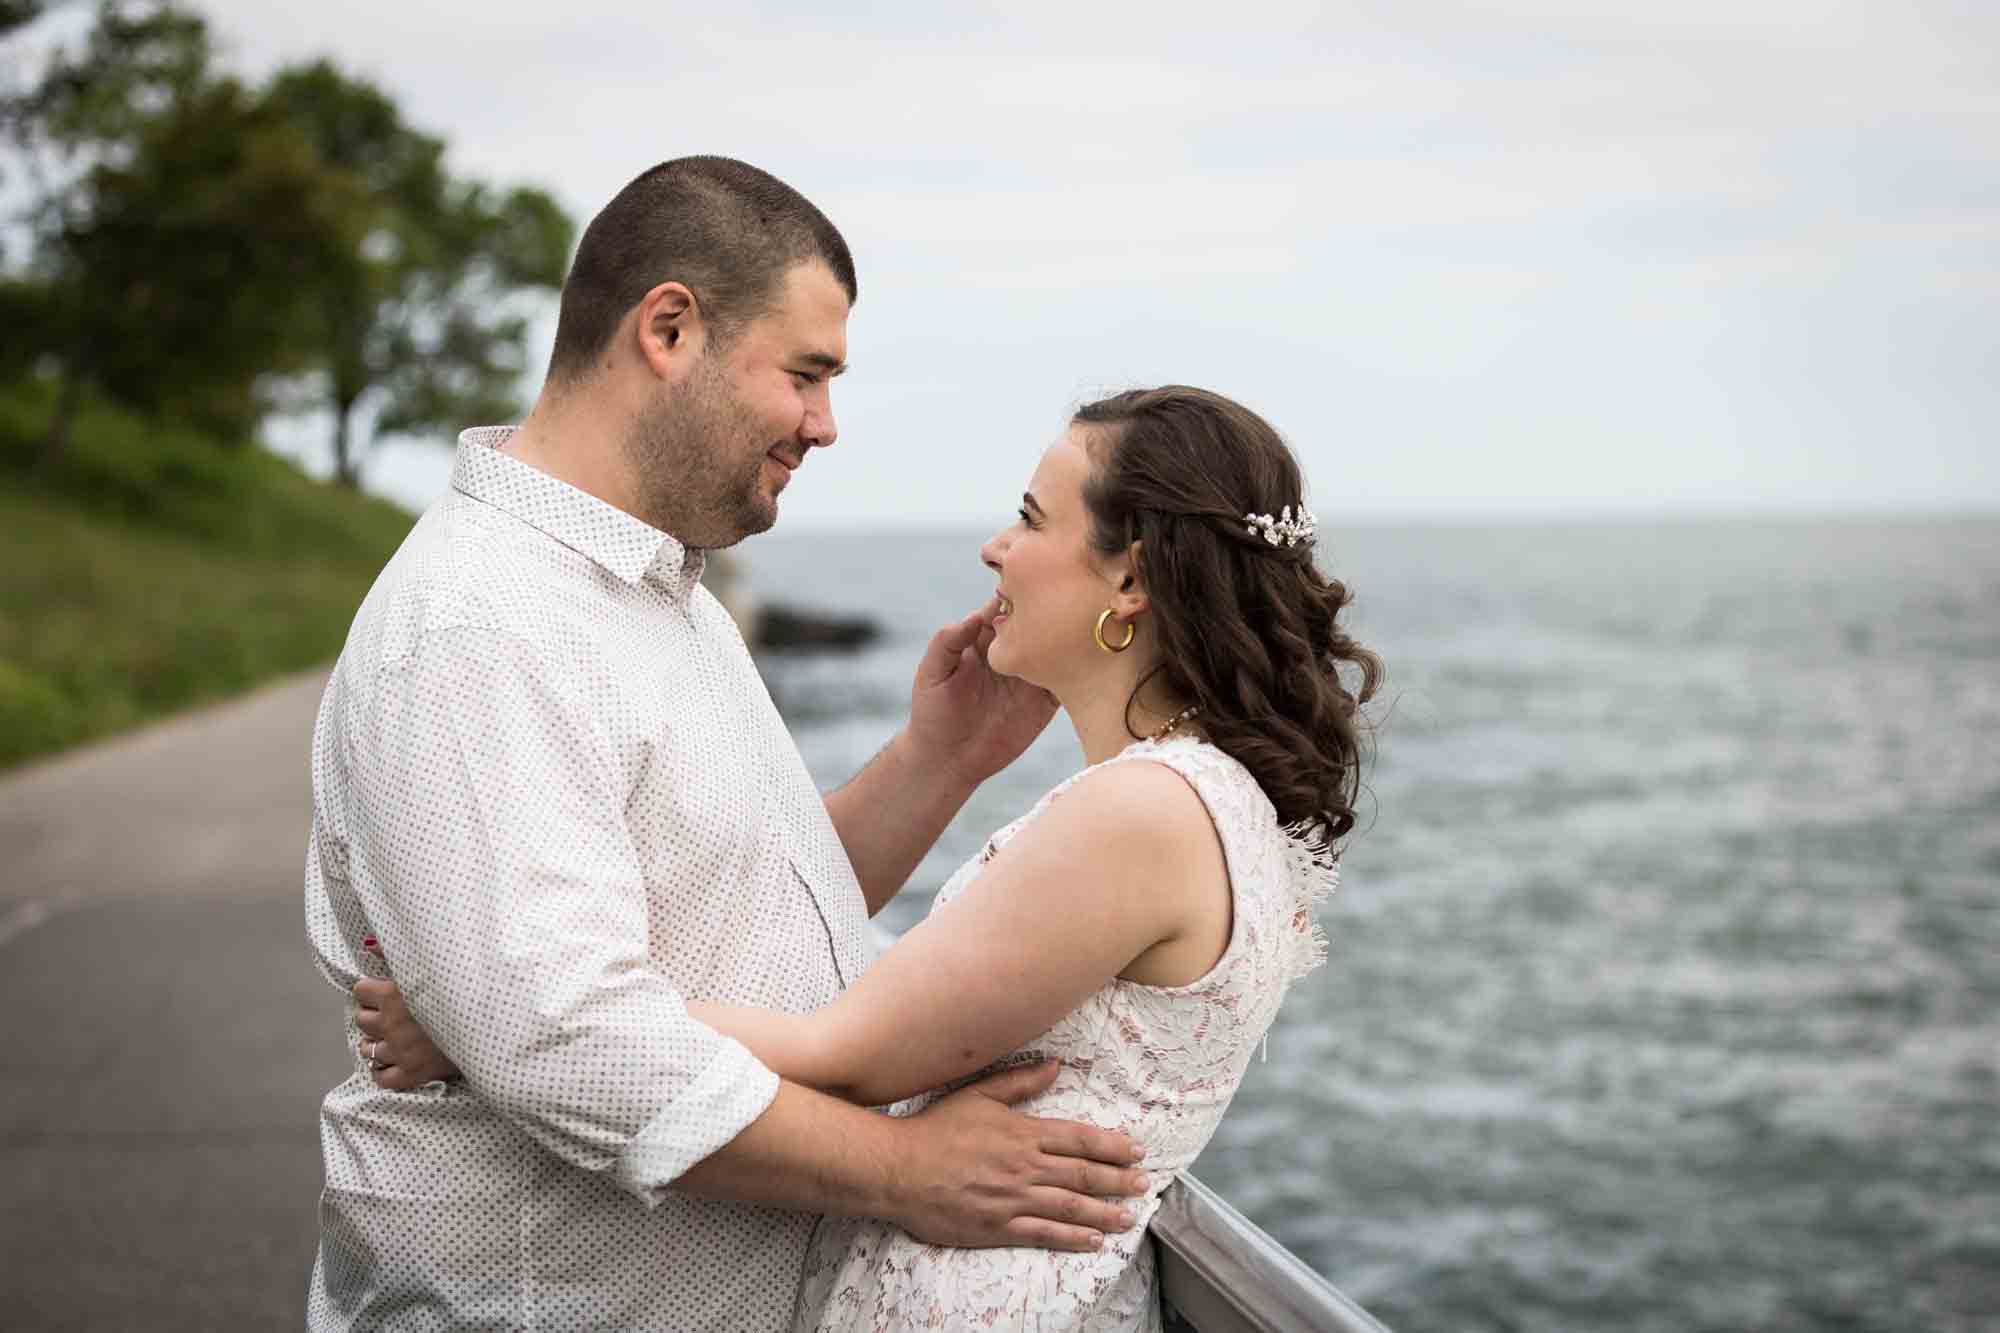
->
[[506, 396, 645, 523]]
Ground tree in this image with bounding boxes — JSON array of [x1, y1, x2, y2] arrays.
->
[[263, 62, 571, 486], [3, 6, 571, 476], [1, 1, 61, 242], [0, 1, 42, 38], [6, 3, 356, 454]]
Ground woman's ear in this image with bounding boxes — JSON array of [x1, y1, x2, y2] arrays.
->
[[1108, 540, 1149, 619]]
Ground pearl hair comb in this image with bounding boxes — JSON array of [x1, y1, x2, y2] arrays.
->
[[1244, 505, 1317, 548]]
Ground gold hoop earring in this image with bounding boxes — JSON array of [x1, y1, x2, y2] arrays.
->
[[1094, 608, 1135, 654]]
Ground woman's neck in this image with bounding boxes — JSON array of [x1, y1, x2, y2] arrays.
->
[[1059, 663, 1191, 766]]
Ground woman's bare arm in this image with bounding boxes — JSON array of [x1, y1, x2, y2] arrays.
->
[[699, 760, 1225, 1107], [358, 761, 1226, 1108]]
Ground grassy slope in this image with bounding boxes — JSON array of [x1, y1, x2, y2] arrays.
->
[[0, 381, 416, 769]]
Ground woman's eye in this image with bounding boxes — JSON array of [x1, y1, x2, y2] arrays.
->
[[1017, 507, 1036, 529]]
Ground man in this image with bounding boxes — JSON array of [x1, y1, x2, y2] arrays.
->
[[303, 157, 1146, 1330]]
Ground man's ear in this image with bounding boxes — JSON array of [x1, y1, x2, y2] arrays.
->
[[1107, 540, 1150, 620], [633, 281, 705, 380]]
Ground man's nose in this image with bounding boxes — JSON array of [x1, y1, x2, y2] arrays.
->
[[800, 395, 837, 449]]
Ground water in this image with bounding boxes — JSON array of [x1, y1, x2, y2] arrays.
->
[[739, 516, 2000, 1333]]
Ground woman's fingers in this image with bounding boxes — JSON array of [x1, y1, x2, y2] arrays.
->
[[349, 969, 458, 1088], [372, 1063, 427, 1091]]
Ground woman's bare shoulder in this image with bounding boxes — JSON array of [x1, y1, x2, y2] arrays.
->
[[1008, 755, 1222, 892], [1050, 753, 1210, 827]]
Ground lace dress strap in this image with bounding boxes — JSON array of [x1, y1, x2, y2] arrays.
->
[[1014, 736, 1337, 986]]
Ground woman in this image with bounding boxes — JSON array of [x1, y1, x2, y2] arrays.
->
[[355, 385, 1380, 1330]]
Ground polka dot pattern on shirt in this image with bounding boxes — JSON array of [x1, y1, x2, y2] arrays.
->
[[304, 426, 870, 1331]]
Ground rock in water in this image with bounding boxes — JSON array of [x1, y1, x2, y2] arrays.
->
[[699, 549, 879, 654], [753, 603, 879, 653]]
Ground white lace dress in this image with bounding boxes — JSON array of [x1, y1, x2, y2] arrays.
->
[[793, 735, 1336, 1332]]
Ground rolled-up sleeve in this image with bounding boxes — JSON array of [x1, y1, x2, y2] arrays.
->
[[345, 624, 778, 1200]]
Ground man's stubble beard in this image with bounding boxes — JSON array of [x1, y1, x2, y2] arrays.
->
[[623, 350, 777, 549]]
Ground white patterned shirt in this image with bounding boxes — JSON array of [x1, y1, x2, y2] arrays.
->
[[304, 426, 873, 1331]]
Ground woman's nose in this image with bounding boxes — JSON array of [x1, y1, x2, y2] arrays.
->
[[980, 531, 1007, 574]]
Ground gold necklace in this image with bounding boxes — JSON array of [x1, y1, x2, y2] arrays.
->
[[1149, 704, 1199, 742]]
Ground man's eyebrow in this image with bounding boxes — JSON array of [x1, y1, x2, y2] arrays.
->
[[1021, 492, 1045, 516], [800, 352, 848, 377]]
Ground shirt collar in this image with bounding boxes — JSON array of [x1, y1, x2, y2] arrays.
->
[[451, 426, 707, 598]]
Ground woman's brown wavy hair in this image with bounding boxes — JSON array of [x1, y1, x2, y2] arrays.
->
[[1074, 385, 1381, 846]]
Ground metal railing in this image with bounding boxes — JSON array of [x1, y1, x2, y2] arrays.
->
[[1154, 1174, 1391, 1333]]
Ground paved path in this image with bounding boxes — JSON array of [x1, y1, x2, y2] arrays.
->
[[1, 670, 348, 1329]]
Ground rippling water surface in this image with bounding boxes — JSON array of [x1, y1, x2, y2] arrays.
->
[[741, 516, 2000, 1333]]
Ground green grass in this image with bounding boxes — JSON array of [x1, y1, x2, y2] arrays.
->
[[0, 379, 416, 769]]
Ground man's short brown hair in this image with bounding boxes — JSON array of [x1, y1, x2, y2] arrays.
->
[[546, 156, 856, 382]]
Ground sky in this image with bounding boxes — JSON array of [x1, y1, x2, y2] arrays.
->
[[19, 1, 2000, 523]]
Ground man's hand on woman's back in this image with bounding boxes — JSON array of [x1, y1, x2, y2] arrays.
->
[[889, 1059, 1149, 1253]]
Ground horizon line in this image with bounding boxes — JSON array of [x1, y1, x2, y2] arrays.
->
[[748, 503, 2000, 536]]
